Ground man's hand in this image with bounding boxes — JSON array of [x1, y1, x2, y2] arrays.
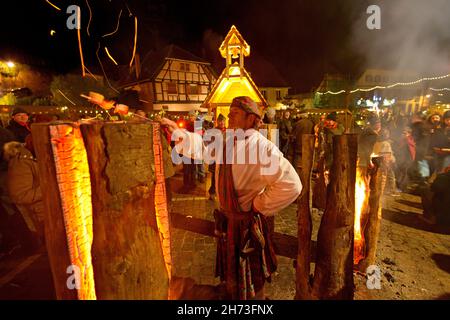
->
[[160, 117, 179, 133]]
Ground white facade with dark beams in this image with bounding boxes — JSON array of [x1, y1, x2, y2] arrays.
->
[[119, 45, 217, 112]]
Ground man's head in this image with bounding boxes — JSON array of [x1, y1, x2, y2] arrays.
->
[[11, 108, 29, 125], [368, 115, 381, 133], [227, 96, 261, 130], [412, 111, 426, 124], [188, 110, 197, 122], [443, 110, 450, 128], [429, 113, 441, 127], [325, 112, 337, 127], [217, 113, 226, 129], [284, 110, 291, 119]]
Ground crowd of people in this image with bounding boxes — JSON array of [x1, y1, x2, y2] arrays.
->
[[0, 100, 449, 299]]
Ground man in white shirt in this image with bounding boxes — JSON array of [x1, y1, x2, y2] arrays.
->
[[161, 96, 301, 299]]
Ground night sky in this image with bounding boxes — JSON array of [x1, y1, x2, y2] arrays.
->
[[2, 1, 449, 92]]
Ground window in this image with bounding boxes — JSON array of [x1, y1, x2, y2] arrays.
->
[[185, 63, 190, 72], [187, 84, 199, 95], [261, 90, 267, 99], [365, 75, 373, 82], [276, 90, 282, 100], [374, 75, 381, 83], [180, 63, 185, 71], [167, 82, 178, 94]]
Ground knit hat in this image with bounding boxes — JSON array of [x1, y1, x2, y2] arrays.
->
[[11, 107, 29, 116], [230, 96, 262, 118], [326, 112, 337, 122]]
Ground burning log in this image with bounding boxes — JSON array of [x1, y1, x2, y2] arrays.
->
[[356, 157, 384, 272], [312, 134, 357, 300], [32, 123, 93, 300], [295, 134, 315, 300], [32, 122, 171, 299]]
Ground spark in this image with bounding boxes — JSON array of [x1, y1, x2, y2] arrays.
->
[[45, 0, 61, 11], [77, 15, 86, 77], [85, 0, 93, 37], [102, 9, 122, 38], [125, 2, 133, 17], [129, 16, 138, 67], [83, 66, 98, 81], [96, 43, 120, 94], [104, 47, 119, 65], [50, 29, 56, 36], [57, 89, 76, 105]]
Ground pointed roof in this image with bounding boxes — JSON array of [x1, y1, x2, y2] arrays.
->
[[203, 65, 268, 108], [118, 44, 213, 87], [219, 25, 250, 58]]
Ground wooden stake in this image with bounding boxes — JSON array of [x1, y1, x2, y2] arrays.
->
[[312, 134, 357, 300], [295, 134, 315, 300]]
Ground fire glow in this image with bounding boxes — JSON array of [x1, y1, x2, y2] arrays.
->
[[50, 125, 96, 300], [354, 168, 369, 265]]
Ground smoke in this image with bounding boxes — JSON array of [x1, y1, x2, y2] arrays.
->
[[351, 0, 450, 78]]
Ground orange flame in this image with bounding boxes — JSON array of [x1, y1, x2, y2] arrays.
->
[[354, 168, 369, 265], [50, 125, 96, 300]]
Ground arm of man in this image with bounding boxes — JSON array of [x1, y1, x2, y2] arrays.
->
[[252, 142, 302, 216]]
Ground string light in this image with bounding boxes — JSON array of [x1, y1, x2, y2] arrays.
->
[[317, 72, 450, 95], [430, 87, 450, 92]]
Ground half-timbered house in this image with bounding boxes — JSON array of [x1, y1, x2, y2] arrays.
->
[[119, 45, 217, 112]]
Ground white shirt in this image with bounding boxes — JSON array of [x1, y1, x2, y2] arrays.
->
[[174, 128, 302, 216]]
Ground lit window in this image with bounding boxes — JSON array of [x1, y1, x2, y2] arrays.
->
[[365, 75, 373, 82], [180, 63, 185, 71], [374, 75, 381, 83], [185, 63, 190, 72], [276, 90, 281, 100]]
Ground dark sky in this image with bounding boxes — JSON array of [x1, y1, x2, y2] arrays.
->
[[2, 1, 449, 92]]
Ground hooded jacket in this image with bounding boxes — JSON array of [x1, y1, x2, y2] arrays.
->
[[3, 141, 44, 232]]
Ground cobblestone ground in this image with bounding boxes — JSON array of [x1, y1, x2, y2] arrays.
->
[[170, 172, 299, 299]]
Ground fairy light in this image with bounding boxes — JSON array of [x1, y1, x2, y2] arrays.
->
[[102, 9, 122, 38], [430, 87, 450, 92], [317, 72, 450, 95], [129, 17, 138, 67], [104, 47, 119, 65], [46, 0, 61, 11]]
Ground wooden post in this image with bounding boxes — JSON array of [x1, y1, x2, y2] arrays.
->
[[80, 122, 169, 299], [31, 123, 79, 300], [357, 161, 384, 272], [312, 134, 357, 300], [32, 122, 170, 299], [295, 134, 315, 300]]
